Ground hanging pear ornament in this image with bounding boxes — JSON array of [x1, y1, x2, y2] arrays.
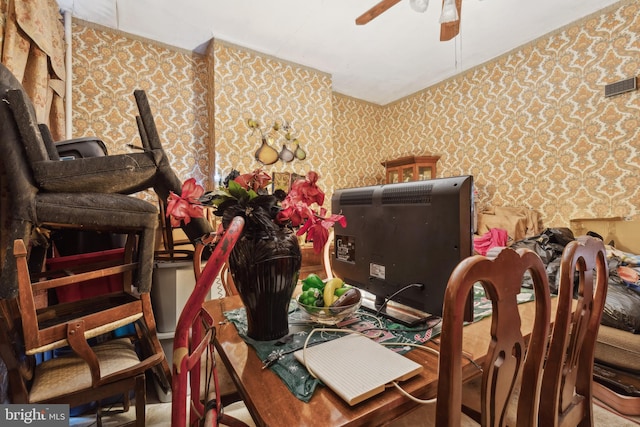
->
[[255, 137, 279, 165], [279, 144, 295, 162], [293, 139, 307, 160]]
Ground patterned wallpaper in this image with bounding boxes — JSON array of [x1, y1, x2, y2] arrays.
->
[[332, 0, 639, 227], [68, 0, 638, 228], [332, 94, 385, 190], [211, 41, 335, 199], [70, 22, 212, 194]]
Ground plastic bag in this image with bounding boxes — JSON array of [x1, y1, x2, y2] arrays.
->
[[601, 257, 640, 333], [511, 228, 575, 293]]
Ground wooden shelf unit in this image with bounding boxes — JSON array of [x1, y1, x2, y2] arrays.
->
[[382, 155, 440, 183]]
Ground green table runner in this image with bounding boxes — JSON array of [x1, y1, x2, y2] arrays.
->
[[223, 284, 535, 402]]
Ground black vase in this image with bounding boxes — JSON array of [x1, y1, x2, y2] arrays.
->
[[228, 229, 302, 341]]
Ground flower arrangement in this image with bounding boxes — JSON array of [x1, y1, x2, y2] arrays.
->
[[166, 169, 346, 253]]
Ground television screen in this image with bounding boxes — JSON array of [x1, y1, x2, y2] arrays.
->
[[331, 175, 474, 325]]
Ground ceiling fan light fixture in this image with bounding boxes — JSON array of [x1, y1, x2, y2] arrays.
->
[[410, 0, 429, 13], [439, 0, 459, 23]]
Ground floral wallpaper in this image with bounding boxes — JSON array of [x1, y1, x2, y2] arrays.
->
[[67, 0, 639, 228], [331, 94, 385, 189]]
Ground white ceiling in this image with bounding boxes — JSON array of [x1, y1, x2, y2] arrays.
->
[[56, 0, 621, 105]]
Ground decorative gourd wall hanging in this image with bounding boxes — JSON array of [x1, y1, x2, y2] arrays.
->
[[247, 118, 306, 165]]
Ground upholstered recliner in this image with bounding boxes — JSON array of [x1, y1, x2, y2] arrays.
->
[[0, 62, 212, 299]]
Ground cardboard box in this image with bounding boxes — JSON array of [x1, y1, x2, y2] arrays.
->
[[570, 217, 640, 254]]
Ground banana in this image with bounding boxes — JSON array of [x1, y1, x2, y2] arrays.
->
[[323, 278, 343, 307]]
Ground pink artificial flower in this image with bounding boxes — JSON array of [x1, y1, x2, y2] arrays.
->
[[166, 178, 205, 227]]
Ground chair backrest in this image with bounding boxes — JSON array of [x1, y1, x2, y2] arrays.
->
[[172, 216, 245, 427], [539, 236, 608, 427], [1, 64, 52, 298], [0, 64, 42, 206], [155, 195, 194, 261], [193, 232, 238, 296], [323, 229, 334, 279], [436, 248, 552, 427]]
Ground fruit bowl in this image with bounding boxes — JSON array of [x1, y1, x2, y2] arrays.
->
[[296, 298, 362, 325]]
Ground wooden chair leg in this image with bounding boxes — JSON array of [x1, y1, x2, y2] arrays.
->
[[123, 390, 131, 412], [96, 404, 103, 427], [141, 293, 172, 381], [135, 374, 146, 427]]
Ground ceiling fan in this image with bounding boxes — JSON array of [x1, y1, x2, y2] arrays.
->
[[355, 0, 462, 41]]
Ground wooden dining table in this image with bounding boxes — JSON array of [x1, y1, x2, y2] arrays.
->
[[203, 295, 554, 427]]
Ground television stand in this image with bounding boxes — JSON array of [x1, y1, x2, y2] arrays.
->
[[360, 294, 436, 327]]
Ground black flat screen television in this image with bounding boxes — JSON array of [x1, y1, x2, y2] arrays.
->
[[331, 175, 474, 326]]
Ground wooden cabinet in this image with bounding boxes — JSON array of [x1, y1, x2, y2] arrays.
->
[[299, 242, 332, 279], [382, 155, 440, 183]]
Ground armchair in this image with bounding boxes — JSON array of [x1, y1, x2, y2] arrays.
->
[[0, 62, 213, 299]]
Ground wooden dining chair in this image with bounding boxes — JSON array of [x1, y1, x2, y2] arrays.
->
[[539, 235, 608, 427], [435, 247, 552, 427], [193, 233, 238, 296], [0, 239, 169, 426], [322, 229, 335, 280], [154, 196, 196, 261], [188, 230, 243, 414], [172, 216, 251, 427]]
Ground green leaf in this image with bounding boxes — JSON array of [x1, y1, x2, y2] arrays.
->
[[247, 189, 258, 199], [228, 180, 248, 199], [211, 194, 232, 207]]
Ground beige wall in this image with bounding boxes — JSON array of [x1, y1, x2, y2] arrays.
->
[[69, 0, 639, 228]]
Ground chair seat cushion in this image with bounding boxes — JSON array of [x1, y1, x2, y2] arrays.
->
[[36, 192, 158, 229], [29, 338, 141, 402], [32, 152, 163, 194], [595, 325, 640, 373]]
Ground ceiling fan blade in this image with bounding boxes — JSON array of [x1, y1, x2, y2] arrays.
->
[[356, 0, 402, 25], [440, 0, 462, 41]]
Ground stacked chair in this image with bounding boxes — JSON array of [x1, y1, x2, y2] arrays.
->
[[0, 62, 209, 424]]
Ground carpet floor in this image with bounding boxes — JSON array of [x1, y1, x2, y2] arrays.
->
[[69, 384, 639, 427]]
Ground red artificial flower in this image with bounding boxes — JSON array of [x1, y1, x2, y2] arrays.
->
[[304, 221, 328, 254], [166, 178, 205, 227], [276, 206, 303, 227], [168, 170, 346, 254], [234, 169, 272, 192], [276, 173, 347, 252], [287, 171, 324, 206], [296, 212, 347, 253]]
